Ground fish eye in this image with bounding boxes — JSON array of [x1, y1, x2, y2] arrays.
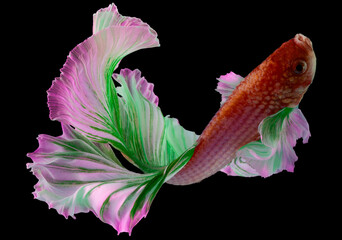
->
[[293, 60, 307, 74]]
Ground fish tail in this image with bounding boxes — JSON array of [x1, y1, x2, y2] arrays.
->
[[28, 3, 198, 235]]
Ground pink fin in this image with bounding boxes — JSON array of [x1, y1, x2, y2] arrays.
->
[[216, 72, 244, 106], [47, 3, 159, 144], [27, 124, 164, 235], [113, 68, 159, 107], [222, 107, 310, 177]]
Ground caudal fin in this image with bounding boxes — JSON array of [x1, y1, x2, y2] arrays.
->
[[28, 3, 198, 235]]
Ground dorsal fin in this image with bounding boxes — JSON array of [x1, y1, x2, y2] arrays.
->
[[216, 72, 244, 106]]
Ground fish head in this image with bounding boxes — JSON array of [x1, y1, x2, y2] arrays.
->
[[267, 33, 316, 108]]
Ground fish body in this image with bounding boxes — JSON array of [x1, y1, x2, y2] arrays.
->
[[168, 34, 316, 185]]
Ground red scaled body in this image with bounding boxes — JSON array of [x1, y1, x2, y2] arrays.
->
[[168, 34, 316, 185]]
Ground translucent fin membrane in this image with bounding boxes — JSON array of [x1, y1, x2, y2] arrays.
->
[[216, 72, 244, 106], [28, 3, 198, 235], [112, 69, 198, 171], [222, 107, 310, 177], [27, 124, 194, 235], [28, 67, 198, 235], [47, 3, 160, 152]]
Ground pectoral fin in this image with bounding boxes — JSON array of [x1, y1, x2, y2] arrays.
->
[[222, 107, 310, 177]]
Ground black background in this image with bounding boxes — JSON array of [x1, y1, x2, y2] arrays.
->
[[9, 0, 338, 239]]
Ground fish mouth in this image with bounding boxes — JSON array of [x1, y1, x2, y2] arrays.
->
[[294, 33, 313, 52]]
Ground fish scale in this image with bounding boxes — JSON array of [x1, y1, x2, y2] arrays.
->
[[168, 34, 316, 185], [168, 93, 276, 185]]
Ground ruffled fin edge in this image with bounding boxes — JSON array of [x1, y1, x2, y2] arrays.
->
[[28, 2, 198, 235], [216, 71, 244, 106], [222, 107, 310, 177], [27, 123, 195, 235]]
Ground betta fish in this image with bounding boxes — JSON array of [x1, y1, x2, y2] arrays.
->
[[27, 3, 316, 235]]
